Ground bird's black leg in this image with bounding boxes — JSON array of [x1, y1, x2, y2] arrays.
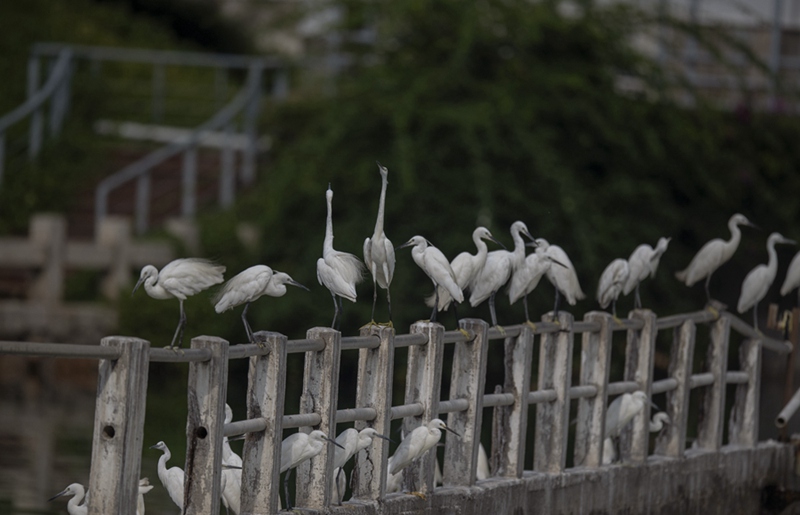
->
[[753, 302, 759, 332], [704, 273, 712, 303], [635, 284, 642, 310], [336, 295, 344, 331], [331, 293, 339, 329], [489, 290, 498, 327], [283, 469, 293, 511], [431, 286, 439, 323], [386, 288, 393, 325], [336, 467, 343, 506], [553, 289, 561, 319], [612, 299, 617, 319], [524, 294, 531, 322], [241, 302, 253, 343], [169, 299, 187, 349], [371, 279, 378, 322]]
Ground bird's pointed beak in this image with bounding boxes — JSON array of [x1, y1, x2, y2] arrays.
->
[[376, 160, 381, 167], [396, 240, 414, 250], [289, 279, 310, 291], [521, 228, 535, 241], [551, 258, 568, 269], [525, 241, 538, 248], [48, 489, 68, 502], [783, 238, 797, 246], [228, 434, 247, 442], [650, 401, 660, 410], [148, 443, 160, 450], [327, 437, 346, 450], [489, 236, 507, 250], [132, 276, 146, 296], [443, 425, 461, 438], [746, 221, 760, 230], [374, 433, 394, 444]]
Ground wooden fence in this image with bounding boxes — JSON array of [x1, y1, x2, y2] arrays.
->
[[0, 306, 795, 514]]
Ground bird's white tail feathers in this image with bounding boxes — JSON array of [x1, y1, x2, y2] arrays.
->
[[338, 252, 368, 286], [424, 288, 453, 311], [674, 269, 687, 283]]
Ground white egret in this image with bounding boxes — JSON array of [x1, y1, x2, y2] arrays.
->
[[597, 258, 630, 318], [133, 258, 225, 348], [476, 442, 490, 480], [623, 237, 671, 309], [332, 427, 390, 503], [48, 483, 87, 515], [470, 221, 534, 327], [149, 441, 185, 509], [221, 405, 242, 514], [737, 232, 796, 330], [280, 430, 344, 510], [508, 245, 565, 323], [675, 213, 757, 302], [605, 391, 653, 438], [386, 470, 402, 493], [317, 185, 367, 330], [649, 412, 671, 432], [398, 236, 463, 322], [603, 411, 670, 465], [137, 478, 153, 515], [214, 266, 308, 343], [781, 249, 800, 304], [426, 227, 502, 313], [333, 467, 347, 504], [363, 161, 396, 325], [535, 239, 585, 316], [388, 419, 459, 476]]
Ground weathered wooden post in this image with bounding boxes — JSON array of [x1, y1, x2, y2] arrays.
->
[[401, 321, 445, 494], [654, 320, 695, 457], [619, 309, 657, 463], [574, 312, 613, 468], [87, 336, 150, 515], [534, 311, 574, 473], [352, 324, 395, 500], [696, 315, 730, 450], [443, 318, 490, 486], [29, 214, 66, 304], [240, 331, 287, 515], [295, 327, 341, 509], [493, 324, 535, 478], [184, 336, 230, 515], [729, 338, 762, 446]]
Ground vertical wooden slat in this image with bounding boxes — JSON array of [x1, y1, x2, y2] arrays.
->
[[654, 320, 695, 458], [729, 338, 762, 447], [295, 327, 341, 509], [400, 321, 445, 494], [443, 318, 490, 486], [241, 331, 287, 515], [493, 325, 535, 478], [87, 336, 150, 515], [619, 309, 657, 463], [534, 311, 574, 473], [574, 312, 613, 468], [696, 315, 730, 450], [184, 336, 230, 515], [352, 325, 395, 500]]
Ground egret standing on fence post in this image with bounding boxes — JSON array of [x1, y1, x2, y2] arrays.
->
[[317, 184, 367, 330], [149, 441, 185, 510], [781, 249, 800, 305], [133, 258, 225, 349], [280, 429, 344, 510], [48, 483, 87, 515], [508, 244, 566, 324], [398, 236, 463, 323], [623, 237, 671, 309], [213, 265, 308, 343], [737, 232, 796, 331], [363, 162, 396, 326], [535, 238, 585, 317], [675, 213, 757, 303], [597, 258, 630, 319]]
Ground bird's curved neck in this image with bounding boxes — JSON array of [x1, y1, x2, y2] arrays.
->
[[766, 238, 779, 274], [324, 195, 334, 254], [159, 449, 171, 470], [474, 234, 489, 258], [68, 489, 86, 509], [143, 277, 170, 299], [726, 220, 743, 251], [511, 228, 526, 263], [374, 175, 388, 236]]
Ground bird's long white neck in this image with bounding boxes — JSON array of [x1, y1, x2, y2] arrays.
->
[[473, 232, 489, 260], [323, 194, 334, 256], [68, 487, 86, 511], [724, 219, 743, 260], [766, 237, 780, 277], [158, 449, 171, 480], [511, 227, 527, 266], [373, 174, 388, 237]]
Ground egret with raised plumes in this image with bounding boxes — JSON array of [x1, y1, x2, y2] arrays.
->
[[535, 239, 585, 316], [623, 237, 671, 309], [597, 258, 630, 318]]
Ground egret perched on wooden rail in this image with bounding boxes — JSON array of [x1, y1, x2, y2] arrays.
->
[[213, 265, 308, 343], [280, 429, 344, 510], [781, 249, 800, 305], [597, 258, 630, 319], [363, 161, 396, 326], [536, 238, 585, 317], [150, 441, 185, 510], [470, 221, 534, 328], [48, 483, 87, 515], [737, 232, 796, 331], [675, 213, 757, 302], [317, 184, 366, 330], [623, 237, 671, 309], [133, 258, 225, 348], [508, 242, 565, 323], [398, 236, 463, 323], [388, 418, 460, 476]]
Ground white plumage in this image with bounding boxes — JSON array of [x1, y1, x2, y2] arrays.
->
[[137, 478, 154, 515], [399, 236, 463, 322], [536, 239, 585, 313], [221, 405, 242, 514], [623, 237, 671, 308], [597, 258, 630, 317], [603, 410, 670, 465], [280, 429, 342, 510], [737, 232, 795, 330], [388, 419, 457, 475], [48, 483, 87, 515], [363, 162, 396, 323], [605, 391, 649, 438], [781, 250, 800, 300], [150, 441, 185, 510]]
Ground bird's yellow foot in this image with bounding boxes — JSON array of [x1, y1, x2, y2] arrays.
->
[[380, 320, 394, 328], [493, 325, 507, 336], [458, 328, 472, 340], [410, 491, 427, 500], [706, 305, 720, 319], [360, 320, 379, 330], [612, 316, 623, 325], [525, 320, 537, 331]]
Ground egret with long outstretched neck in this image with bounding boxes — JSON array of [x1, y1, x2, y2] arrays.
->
[[737, 232, 796, 331], [150, 441, 185, 510], [470, 221, 534, 328], [133, 258, 225, 348], [363, 162, 395, 325], [623, 237, 671, 309], [597, 258, 630, 319], [317, 184, 367, 330], [48, 483, 87, 515], [398, 236, 463, 322], [535, 239, 585, 317], [214, 266, 308, 343], [281, 430, 344, 510], [781, 249, 800, 305], [675, 213, 757, 302]]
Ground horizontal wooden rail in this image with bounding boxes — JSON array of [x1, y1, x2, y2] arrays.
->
[[0, 340, 122, 359]]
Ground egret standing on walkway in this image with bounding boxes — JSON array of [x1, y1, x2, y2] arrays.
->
[[280, 430, 343, 510], [150, 441, 185, 510], [388, 419, 459, 476], [597, 258, 630, 319], [398, 236, 463, 322], [536, 239, 585, 316], [48, 483, 87, 515], [623, 237, 671, 309], [605, 391, 653, 438], [603, 411, 670, 465], [220, 405, 242, 514], [781, 249, 800, 305], [317, 185, 367, 330], [213, 266, 308, 343], [133, 258, 225, 348], [675, 213, 757, 302], [332, 427, 390, 503], [363, 162, 395, 325], [737, 232, 796, 331]]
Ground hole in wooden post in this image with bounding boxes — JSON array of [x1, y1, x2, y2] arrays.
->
[[103, 425, 116, 439], [196, 426, 208, 439]]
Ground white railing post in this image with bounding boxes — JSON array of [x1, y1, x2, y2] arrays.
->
[[352, 324, 395, 500], [654, 320, 696, 458], [241, 331, 287, 515], [295, 327, 341, 509], [729, 338, 762, 446], [534, 311, 574, 473], [87, 336, 150, 515], [443, 318, 489, 486], [574, 312, 613, 468], [620, 309, 657, 463], [696, 315, 731, 450], [184, 336, 230, 515]]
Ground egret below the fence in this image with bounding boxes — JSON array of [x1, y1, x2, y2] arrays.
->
[[213, 265, 308, 343], [597, 258, 630, 319], [363, 161, 396, 326], [623, 237, 671, 309], [137, 478, 154, 515], [221, 405, 243, 514], [535, 239, 585, 318], [149, 441, 185, 510], [737, 232, 796, 331], [508, 244, 566, 324], [470, 221, 534, 328], [332, 427, 391, 503], [780, 249, 800, 305], [675, 213, 757, 303], [603, 411, 670, 465], [605, 391, 655, 438], [133, 258, 225, 349], [281, 430, 344, 510], [388, 419, 460, 476], [48, 483, 87, 515], [317, 184, 367, 330], [398, 236, 463, 323]]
